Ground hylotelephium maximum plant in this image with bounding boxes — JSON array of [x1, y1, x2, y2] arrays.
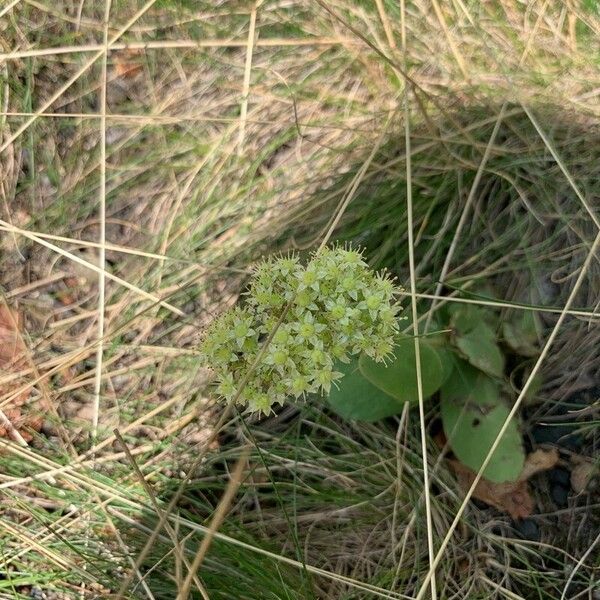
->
[[200, 246, 403, 415]]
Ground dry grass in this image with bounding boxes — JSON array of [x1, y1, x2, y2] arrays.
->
[[0, 1, 599, 599]]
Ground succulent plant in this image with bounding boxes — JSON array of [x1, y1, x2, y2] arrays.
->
[[200, 246, 403, 415]]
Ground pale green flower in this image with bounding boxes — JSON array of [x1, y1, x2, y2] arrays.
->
[[273, 324, 292, 345], [247, 392, 272, 416], [287, 373, 312, 398], [314, 367, 343, 395], [292, 289, 318, 313], [296, 265, 320, 293], [293, 312, 326, 343], [272, 255, 301, 277], [199, 245, 403, 414], [231, 308, 256, 348], [216, 374, 237, 401]]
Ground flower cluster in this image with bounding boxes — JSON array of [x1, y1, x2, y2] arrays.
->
[[200, 246, 402, 415]]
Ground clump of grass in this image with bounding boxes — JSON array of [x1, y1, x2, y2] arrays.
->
[[129, 404, 599, 599]]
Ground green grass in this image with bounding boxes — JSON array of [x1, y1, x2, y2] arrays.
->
[[126, 405, 599, 599], [0, 1, 599, 599]]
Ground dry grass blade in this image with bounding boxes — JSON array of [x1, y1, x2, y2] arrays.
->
[[0, 0, 161, 155], [401, 2, 436, 593], [236, 1, 261, 155], [93, 0, 111, 444], [0, 37, 353, 61], [0, 219, 184, 316], [430, 0, 467, 78], [176, 446, 250, 600]]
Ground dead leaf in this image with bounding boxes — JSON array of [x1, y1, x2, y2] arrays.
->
[[0, 305, 41, 443], [448, 448, 559, 519], [519, 448, 560, 480], [570, 460, 595, 494], [0, 305, 26, 368], [449, 459, 533, 518], [0, 305, 28, 405], [114, 50, 144, 78], [0, 409, 42, 442]]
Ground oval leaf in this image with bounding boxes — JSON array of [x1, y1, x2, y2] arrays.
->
[[359, 336, 451, 404], [436, 347, 456, 385], [454, 321, 505, 378], [449, 303, 485, 335], [327, 359, 404, 421], [502, 311, 539, 357], [441, 361, 525, 483]]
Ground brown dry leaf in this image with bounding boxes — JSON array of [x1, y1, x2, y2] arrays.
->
[[448, 448, 559, 519], [55, 277, 78, 306], [570, 459, 595, 494], [0, 409, 42, 442], [519, 448, 560, 480], [114, 50, 144, 79], [0, 304, 41, 442], [449, 459, 533, 518], [0, 305, 25, 367]]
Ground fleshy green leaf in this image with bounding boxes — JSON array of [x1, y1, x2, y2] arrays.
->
[[449, 303, 484, 335], [523, 371, 543, 403], [358, 336, 452, 404], [454, 321, 505, 378], [441, 361, 525, 483], [502, 310, 539, 357], [436, 347, 456, 384], [327, 359, 404, 421]]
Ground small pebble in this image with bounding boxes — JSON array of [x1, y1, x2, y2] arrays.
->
[[531, 424, 568, 445], [551, 484, 569, 508], [513, 518, 540, 541], [531, 424, 582, 450], [75, 404, 95, 421], [548, 467, 570, 487]]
